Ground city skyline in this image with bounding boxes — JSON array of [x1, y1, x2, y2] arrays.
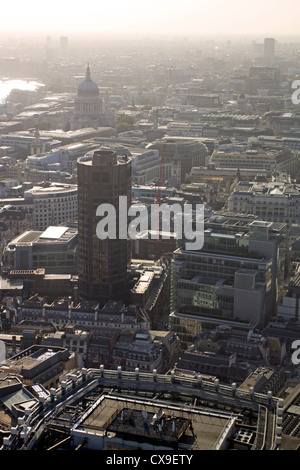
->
[[0, 0, 300, 453]]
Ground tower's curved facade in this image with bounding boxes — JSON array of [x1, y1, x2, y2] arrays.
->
[[77, 149, 132, 303]]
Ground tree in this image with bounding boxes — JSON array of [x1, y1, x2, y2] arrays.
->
[[115, 113, 135, 134]]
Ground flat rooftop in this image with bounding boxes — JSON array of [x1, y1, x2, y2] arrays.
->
[[25, 183, 77, 196], [131, 271, 154, 294], [75, 395, 234, 450], [7, 226, 77, 247], [4, 349, 57, 372]]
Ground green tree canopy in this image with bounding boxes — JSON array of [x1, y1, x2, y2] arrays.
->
[[116, 113, 135, 134]]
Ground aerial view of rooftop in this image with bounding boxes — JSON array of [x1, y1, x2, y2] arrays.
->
[[0, 0, 300, 460]]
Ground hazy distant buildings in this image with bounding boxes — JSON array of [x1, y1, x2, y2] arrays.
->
[[26, 139, 97, 175], [0, 132, 51, 157], [99, 145, 162, 185], [71, 65, 102, 129], [147, 136, 208, 184], [130, 148, 161, 184], [30, 127, 45, 155], [228, 180, 300, 228], [266, 112, 300, 133], [60, 36, 68, 50], [186, 93, 222, 109], [246, 66, 280, 93], [77, 149, 131, 302], [264, 38, 275, 66], [71, 66, 114, 130], [209, 141, 298, 175], [256, 135, 300, 153]]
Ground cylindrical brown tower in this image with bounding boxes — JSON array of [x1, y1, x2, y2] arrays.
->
[[77, 148, 131, 303]]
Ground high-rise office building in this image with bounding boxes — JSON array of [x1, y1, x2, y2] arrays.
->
[[60, 36, 68, 49], [170, 213, 287, 346], [264, 38, 275, 66], [77, 148, 131, 302]]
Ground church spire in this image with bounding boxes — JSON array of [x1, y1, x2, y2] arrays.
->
[[86, 63, 91, 81], [173, 144, 180, 161]]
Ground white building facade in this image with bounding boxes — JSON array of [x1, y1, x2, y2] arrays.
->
[[24, 183, 77, 230], [228, 181, 300, 228]]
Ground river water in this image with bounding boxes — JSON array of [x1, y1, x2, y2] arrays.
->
[[0, 79, 44, 103]]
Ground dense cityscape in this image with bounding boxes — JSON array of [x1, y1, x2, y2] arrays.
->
[[0, 5, 300, 455]]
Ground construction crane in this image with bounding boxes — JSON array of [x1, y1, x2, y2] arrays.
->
[[155, 143, 167, 260]]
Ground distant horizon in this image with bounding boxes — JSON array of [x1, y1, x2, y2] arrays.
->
[[1, 31, 300, 45]]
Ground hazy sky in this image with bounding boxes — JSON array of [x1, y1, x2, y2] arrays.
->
[[2, 0, 300, 37]]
